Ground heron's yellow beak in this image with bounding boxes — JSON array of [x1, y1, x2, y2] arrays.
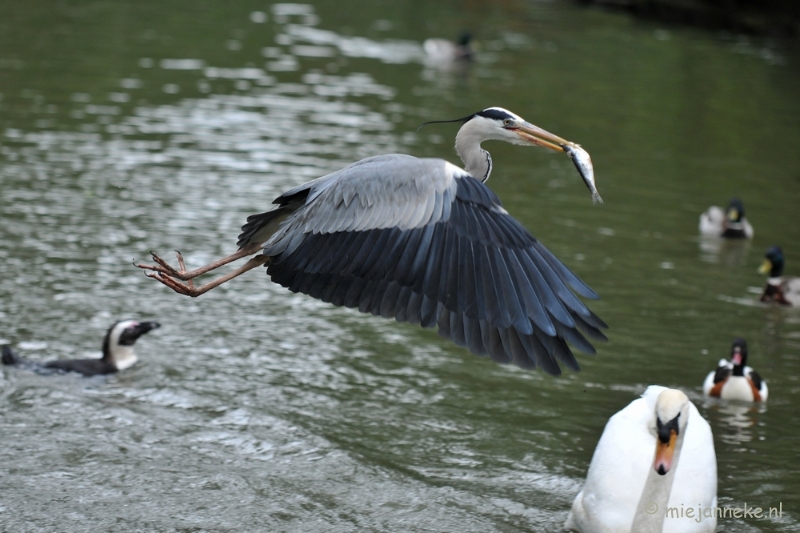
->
[[758, 259, 772, 275], [654, 429, 678, 475], [515, 121, 570, 152]]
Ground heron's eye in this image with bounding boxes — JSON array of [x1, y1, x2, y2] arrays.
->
[[503, 119, 513, 127]]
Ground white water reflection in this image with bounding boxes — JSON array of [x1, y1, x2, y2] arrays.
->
[[7, 87, 401, 189], [285, 24, 426, 64]]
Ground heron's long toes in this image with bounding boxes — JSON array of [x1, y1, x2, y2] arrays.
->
[[136, 261, 173, 277], [149, 251, 180, 274], [175, 251, 188, 272], [148, 271, 196, 297]]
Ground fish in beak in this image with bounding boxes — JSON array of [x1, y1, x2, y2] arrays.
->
[[513, 122, 603, 205]]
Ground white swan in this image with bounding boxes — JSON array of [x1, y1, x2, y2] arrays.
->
[[565, 386, 717, 533], [703, 338, 768, 402]]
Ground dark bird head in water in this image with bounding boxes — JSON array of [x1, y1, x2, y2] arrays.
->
[[730, 338, 748, 370], [726, 197, 745, 223], [102, 320, 161, 368], [759, 246, 784, 278]]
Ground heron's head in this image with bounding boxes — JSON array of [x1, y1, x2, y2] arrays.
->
[[419, 107, 599, 193], [462, 107, 571, 151], [420, 107, 570, 152]]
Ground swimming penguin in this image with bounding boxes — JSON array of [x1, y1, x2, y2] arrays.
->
[[2, 320, 160, 376]]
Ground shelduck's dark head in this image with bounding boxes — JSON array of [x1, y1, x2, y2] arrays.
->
[[730, 338, 748, 373]]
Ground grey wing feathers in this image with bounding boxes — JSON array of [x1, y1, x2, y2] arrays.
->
[[254, 157, 606, 374]]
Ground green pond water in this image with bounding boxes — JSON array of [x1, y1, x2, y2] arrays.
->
[[1, 1, 799, 531]]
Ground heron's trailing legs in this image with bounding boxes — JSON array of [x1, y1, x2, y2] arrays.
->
[[138, 246, 260, 281], [136, 247, 268, 298]]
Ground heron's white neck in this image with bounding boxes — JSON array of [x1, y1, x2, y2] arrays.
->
[[455, 122, 493, 182]]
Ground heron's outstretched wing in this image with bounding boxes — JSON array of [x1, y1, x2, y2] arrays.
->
[[244, 154, 607, 374]]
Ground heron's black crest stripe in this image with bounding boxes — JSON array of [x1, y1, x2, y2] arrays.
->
[[417, 108, 516, 132], [417, 113, 476, 131], [263, 174, 606, 374], [475, 108, 515, 121]]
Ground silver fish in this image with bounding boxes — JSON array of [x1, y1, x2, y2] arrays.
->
[[563, 143, 602, 205]]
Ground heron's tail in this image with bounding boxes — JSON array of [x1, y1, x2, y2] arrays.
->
[[237, 208, 292, 249]]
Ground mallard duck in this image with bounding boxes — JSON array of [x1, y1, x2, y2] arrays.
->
[[423, 32, 474, 63], [703, 338, 767, 402], [565, 386, 717, 533], [698, 197, 753, 239], [759, 246, 800, 306]]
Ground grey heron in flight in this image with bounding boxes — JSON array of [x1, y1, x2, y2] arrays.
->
[[137, 107, 607, 374]]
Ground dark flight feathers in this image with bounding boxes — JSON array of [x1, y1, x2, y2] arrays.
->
[[243, 173, 607, 374]]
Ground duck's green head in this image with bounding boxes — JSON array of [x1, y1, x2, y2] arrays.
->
[[759, 246, 784, 278], [726, 197, 745, 223]]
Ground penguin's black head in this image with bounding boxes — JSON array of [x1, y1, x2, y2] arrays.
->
[[102, 320, 160, 359]]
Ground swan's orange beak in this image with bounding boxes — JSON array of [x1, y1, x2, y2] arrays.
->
[[654, 429, 678, 475]]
